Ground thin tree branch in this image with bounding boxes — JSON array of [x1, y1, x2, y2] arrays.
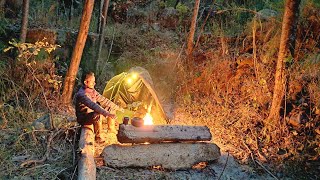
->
[[26, 65, 54, 129], [218, 152, 229, 180], [255, 160, 279, 180], [1, 75, 34, 111], [20, 129, 63, 167], [97, 25, 115, 83], [195, 1, 216, 49]]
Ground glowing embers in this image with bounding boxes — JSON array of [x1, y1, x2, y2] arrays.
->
[[192, 161, 208, 170]]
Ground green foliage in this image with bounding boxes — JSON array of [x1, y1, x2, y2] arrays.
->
[[158, 1, 166, 9], [310, 0, 320, 7], [269, 1, 284, 12], [0, 15, 9, 52], [176, 2, 190, 24], [1, 39, 62, 109], [0, 42, 6, 53], [4, 39, 60, 63], [103, 23, 179, 73], [176, 3, 189, 16], [165, 0, 178, 7], [0, 17, 8, 37], [27, 0, 84, 29], [284, 55, 294, 64], [210, 0, 284, 37]]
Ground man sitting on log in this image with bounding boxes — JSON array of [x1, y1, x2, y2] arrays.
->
[[75, 71, 122, 143]]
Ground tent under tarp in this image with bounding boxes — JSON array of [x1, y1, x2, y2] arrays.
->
[[102, 67, 167, 125]]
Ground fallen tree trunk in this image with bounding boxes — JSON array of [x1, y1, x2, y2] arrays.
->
[[102, 143, 220, 170], [117, 124, 212, 143], [78, 125, 96, 180]]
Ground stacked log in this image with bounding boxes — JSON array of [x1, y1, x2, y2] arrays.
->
[[117, 124, 212, 143], [102, 143, 220, 170], [102, 124, 221, 170]]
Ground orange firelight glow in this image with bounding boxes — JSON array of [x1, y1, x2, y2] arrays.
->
[[143, 112, 153, 125]]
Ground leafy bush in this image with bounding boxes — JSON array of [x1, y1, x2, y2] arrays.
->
[[2, 39, 62, 110], [4, 39, 60, 62]]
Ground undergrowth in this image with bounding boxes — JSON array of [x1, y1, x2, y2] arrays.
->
[[0, 38, 78, 179], [173, 56, 319, 179], [170, 5, 320, 178], [0, 106, 78, 179]]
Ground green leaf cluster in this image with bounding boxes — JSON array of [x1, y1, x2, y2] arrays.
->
[[3, 39, 60, 63]]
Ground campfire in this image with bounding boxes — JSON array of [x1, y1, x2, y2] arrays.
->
[[102, 97, 219, 171], [143, 112, 153, 125], [143, 104, 154, 125]]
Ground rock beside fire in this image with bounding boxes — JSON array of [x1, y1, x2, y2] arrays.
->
[[117, 124, 212, 143], [102, 143, 220, 170]]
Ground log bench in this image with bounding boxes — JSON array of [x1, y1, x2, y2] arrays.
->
[[78, 125, 96, 180]]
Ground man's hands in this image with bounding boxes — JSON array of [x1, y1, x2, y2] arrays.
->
[[107, 113, 116, 119], [119, 107, 125, 113]]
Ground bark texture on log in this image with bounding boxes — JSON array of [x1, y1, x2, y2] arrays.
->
[[117, 124, 212, 143], [102, 143, 220, 170], [78, 125, 96, 180]]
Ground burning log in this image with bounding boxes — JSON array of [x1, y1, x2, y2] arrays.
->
[[78, 125, 96, 180], [117, 124, 212, 143], [102, 143, 220, 170]]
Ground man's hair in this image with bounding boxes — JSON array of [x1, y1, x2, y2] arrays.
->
[[81, 71, 95, 84]]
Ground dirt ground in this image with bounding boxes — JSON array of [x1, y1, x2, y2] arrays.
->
[[93, 123, 275, 180]]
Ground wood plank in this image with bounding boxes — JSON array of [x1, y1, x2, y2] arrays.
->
[[102, 143, 220, 170], [117, 124, 212, 143], [78, 125, 96, 180]]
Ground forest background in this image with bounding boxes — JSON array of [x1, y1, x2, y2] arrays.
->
[[0, 0, 319, 179]]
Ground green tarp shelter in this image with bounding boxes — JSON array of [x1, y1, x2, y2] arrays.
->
[[102, 67, 167, 125]]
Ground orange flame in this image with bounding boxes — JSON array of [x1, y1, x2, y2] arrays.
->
[[144, 101, 153, 125], [143, 112, 153, 125]]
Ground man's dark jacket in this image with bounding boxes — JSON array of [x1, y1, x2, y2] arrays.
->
[[75, 86, 120, 123]]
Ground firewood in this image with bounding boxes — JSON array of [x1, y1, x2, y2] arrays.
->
[[102, 143, 220, 170], [117, 124, 212, 143]]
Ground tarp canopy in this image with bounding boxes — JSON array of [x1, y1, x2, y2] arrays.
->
[[102, 67, 167, 125]]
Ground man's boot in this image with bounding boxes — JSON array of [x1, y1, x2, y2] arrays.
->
[[107, 117, 117, 133]]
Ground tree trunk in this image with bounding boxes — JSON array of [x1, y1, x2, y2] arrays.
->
[[267, 0, 301, 126], [96, 0, 110, 74], [20, 0, 29, 43], [69, 0, 74, 23], [97, 0, 104, 34], [61, 0, 95, 105], [186, 0, 200, 60], [117, 124, 212, 143], [102, 143, 220, 170]]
